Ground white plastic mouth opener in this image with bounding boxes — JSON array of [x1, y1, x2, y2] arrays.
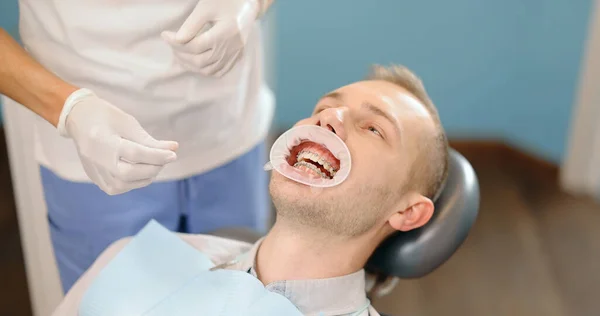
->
[[263, 125, 352, 188]]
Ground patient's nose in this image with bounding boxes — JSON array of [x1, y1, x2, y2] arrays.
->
[[317, 108, 347, 141]]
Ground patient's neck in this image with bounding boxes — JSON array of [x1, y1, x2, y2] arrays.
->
[[254, 219, 373, 285]]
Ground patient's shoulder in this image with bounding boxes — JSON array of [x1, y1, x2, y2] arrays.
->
[[100, 231, 253, 268], [96, 236, 134, 264], [172, 233, 254, 263], [53, 231, 255, 315], [107, 230, 252, 255]]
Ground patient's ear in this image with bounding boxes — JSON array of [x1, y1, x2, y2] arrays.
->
[[388, 194, 434, 232]]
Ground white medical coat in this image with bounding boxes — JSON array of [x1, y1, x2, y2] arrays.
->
[[16, 0, 274, 182]]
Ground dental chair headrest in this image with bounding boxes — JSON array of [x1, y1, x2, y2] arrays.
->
[[365, 148, 480, 278]]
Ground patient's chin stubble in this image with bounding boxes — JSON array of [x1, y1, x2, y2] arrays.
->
[[269, 178, 388, 237]]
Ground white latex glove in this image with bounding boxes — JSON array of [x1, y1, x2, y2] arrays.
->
[[57, 89, 179, 195], [161, 0, 260, 77]]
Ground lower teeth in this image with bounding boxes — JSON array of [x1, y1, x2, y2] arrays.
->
[[294, 161, 329, 179]]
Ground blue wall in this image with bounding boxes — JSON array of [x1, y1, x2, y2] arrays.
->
[[509, 1, 593, 162], [0, 1, 19, 35], [1, 1, 594, 163], [273, 0, 594, 163]]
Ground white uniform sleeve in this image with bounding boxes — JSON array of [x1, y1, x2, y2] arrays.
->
[[50, 233, 253, 315]]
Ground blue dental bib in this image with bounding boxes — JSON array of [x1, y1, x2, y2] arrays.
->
[[78, 220, 302, 316]]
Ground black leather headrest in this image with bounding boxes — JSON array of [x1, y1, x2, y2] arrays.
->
[[365, 148, 480, 278]]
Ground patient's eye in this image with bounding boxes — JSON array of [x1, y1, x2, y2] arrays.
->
[[368, 126, 382, 137]]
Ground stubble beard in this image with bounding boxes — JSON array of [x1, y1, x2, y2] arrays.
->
[[269, 176, 390, 238]]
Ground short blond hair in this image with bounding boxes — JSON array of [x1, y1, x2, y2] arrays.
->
[[366, 64, 449, 200]]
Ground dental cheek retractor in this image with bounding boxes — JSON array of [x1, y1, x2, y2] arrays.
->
[[263, 125, 352, 188]]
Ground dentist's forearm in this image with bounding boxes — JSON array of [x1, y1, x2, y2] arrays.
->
[[0, 28, 77, 127]]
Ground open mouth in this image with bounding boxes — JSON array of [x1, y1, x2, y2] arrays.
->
[[286, 140, 341, 179]]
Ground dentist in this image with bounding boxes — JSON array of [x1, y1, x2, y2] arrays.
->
[[0, 0, 275, 292]]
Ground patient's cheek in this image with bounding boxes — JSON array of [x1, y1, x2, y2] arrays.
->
[[269, 172, 290, 189]]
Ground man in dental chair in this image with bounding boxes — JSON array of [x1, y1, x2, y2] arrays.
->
[[52, 64, 449, 316]]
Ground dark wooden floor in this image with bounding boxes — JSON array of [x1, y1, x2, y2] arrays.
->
[[374, 145, 600, 316], [1, 130, 599, 316]]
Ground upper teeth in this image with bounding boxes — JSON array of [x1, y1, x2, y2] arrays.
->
[[296, 150, 336, 176]]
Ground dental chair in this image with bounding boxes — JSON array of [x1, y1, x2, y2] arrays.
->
[[208, 148, 480, 315]]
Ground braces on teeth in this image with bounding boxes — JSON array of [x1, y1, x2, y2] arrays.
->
[[294, 150, 338, 178], [266, 125, 351, 188], [294, 161, 329, 179]]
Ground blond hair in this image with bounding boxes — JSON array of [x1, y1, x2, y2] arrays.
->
[[366, 64, 449, 200]]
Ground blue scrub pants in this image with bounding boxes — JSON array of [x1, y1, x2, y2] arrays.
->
[[40, 142, 270, 293]]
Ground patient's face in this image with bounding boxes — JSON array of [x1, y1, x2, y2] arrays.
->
[[269, 79, 436, 237]]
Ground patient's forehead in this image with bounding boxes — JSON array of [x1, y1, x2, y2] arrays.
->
[[323, 80, 432, 123]]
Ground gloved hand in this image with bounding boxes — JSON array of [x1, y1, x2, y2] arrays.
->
[[57, 89, 179, 195], [161, 0, 261, 77]]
